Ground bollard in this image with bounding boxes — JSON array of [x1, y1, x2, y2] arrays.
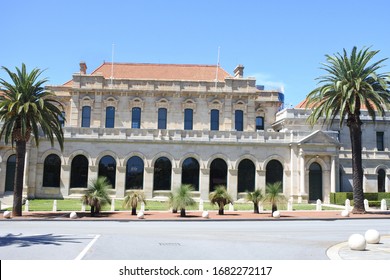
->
[[140, 201, 145, 212], [52, 200, 57, 212], [380, 199, 387, 211], [199, 199, 204, 212], [25, 200, 29, 212], [316, 199, 322, 211], [259, 202, 264, 212], [364, 199, 369, 211], [111, 198, 115, 211], [229, 203, 234, 212], [287, 197, 293, 211], [81, 203, 86, 212], [345, 199, 351, 212]]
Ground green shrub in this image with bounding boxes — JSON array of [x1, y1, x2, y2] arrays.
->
[[330, 192, 353, 205], [368, 201, 381, 207], [364, 193, 378, 201], [378, 193, 390, 200]]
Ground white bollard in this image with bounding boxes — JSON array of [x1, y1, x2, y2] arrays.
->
[[287, 197, 293, 211], [316, 199, 322, 211], [365, 229, 380, 244], [52, 200, 57, 212], [380, 199, 387, 211], [345, 199, 351, 212], [341, 210, 350, 217], [69, 211, 78, 219], [3, 210, 11, 219], [364, 199, 369, 211], [137, 211, 145, 219], [199, 199, 204, 212], [202, 210, 209, 219], [348, 234, 366, 251], [25, 200, 29, 212], [229, 203, 234, 211], [140, 202, 145, 212], [272, 211, 281, 218], [258, 202, 264, 211], [81, 203, 86, 212], [111, 198, 115, 211]]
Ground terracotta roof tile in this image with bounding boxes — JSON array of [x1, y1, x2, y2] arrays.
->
[[90, 62, 231, 82], [295, 98, 370, 110]]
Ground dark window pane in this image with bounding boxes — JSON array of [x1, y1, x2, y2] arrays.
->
[[126, 156, 144, 189], [210, 109, 219, 131], [105, 106, 115, 128], [235, 110, 243, 131], [98, 156, 116, 188], [238, 159, 255, 192], [43, 154, 61, 188], [377, 132, 384, 151], [58, 111, 65, 127], [256, 116, 264, 130], [378, 169, 386, 192], [132, 107, 141, 129], [153, 157, 171, 190], [184, 109, 193, 130], [5, 155, 16, 192], [182, 157, 199, 191], [209, 158, 227, 192], [158, 108, 167, 129], [82, 106, 91, 128], [70, 155, 89, 188], [266, 160, 283, 191]]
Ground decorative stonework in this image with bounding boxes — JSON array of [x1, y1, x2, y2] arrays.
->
[[103, 96, 119, 108], [182, 99, 197, 112], [129, 97, 144, 111], [79, 96, 94, 109], [155, 98, 170, 111]]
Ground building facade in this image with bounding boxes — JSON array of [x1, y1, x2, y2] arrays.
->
[[1, 61, 385, 203]]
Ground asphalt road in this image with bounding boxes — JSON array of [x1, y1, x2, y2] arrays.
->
[[0, 219, 389, 260]]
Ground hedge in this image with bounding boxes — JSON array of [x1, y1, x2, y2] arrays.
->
[[330, 192, 390, 206]]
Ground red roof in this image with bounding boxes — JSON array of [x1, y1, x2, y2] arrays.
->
[[295, 98, 370, 110]]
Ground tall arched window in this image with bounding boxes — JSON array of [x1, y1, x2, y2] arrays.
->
[[43, 154, 61, 188], [182, 157, 200, 191], [309, 162, 322, 201], [235, 110, 244, 131], [184, 108, 193, 130], [5, 154, 16, 192], [266, 160, 283, 191], [238, 159, 255, 193], [98, 156, 116, 188], [126, 156, 144, 189], [378, 169, 386, 192], [158, 108, 167, 129], [210, 109, 219, 131], [209, 158, 227, 192], [153, 157, 172, 191], [81, 106, 91, 128], [132, 107, 141, 128], [105, 106, 115, 128], [70, 155, 89, 188]]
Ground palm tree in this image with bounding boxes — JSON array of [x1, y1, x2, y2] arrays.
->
[[209, 185, 233, 215], [246, 188, 263, 214], [123, 190, 146, 215], [172, 184, 196, 217], [81, 176, 112, 217], [306, 46, 390, 213], [0, 64, 64, 217], [168, 192, 178, 213], [264, 182, 285, 216]]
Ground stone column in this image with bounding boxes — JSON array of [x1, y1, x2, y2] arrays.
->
[[144, 167, 154, 199], [199, 168, 210, 201], [116, 166, 126, 198], [323, 169, 331, 204], [386, 173, 390, 192], [257, 170, 266, 192], [172, 168, 182, 192], [330, 156, 336, 193], [299, 151, 305, 203], [228, 169, 238, 201], [60, 164, 71, 197]]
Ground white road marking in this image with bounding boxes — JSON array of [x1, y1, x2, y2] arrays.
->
[[74, 234, 100, 260]]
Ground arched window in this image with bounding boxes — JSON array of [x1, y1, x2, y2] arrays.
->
[[153, 157, 172, 191], [126, 156, 144, 189], [5, 155, 16, 192], [105, 106, 115, 128], [209, 158, 227, 192], [43, 154, 61, 188], [184, 108, 193, 130], [266, 160, 283, 191], [309, 162, 322, 201], [238, 159, 255, 193], [158, 108, 167, 129], [81, 106, 91, 128], [132, 107, 141, 128], [378, 169, 386, 192], [210, 109, 219, 131], [98, 156, 116, 188], [70, 155, 88, 188], [256, 116, 264, 130], [235, 110, 244, 131], [182, 157, 200, 191]]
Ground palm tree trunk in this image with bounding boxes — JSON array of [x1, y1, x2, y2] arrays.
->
[[271, 204, 277, 216], [12, 140, 26, 217], [180, 208, 186, 217], [254, 203, 259, 214], [91, 205, 95, 217], [131, 207, 137, 215], [218, 204, 224, 215], [348, 118, 365, 214]]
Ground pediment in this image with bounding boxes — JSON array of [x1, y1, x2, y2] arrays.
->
[[299, 130, 339, 146]]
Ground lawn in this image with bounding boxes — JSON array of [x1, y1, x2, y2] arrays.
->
[[17, 199, 340, 212]]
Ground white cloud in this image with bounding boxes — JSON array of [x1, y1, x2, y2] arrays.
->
[[249, 72, 285, 93]]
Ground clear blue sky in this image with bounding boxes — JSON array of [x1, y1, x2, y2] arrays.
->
[[1, 0, 389, 106]]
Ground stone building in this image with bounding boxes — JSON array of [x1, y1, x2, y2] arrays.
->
[[3, 61, 384, 203]]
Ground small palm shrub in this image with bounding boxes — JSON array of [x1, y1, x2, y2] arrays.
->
[[81, 176, 111, 217], [264, 181, 285, 216], [123, 190, 146, 215], [209, 185, 233, 215], [246, 188, 263, 214], [172, 184, 196, 217]]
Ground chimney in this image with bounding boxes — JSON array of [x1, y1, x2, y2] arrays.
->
[[234, 65, 244, 78], [79, 61, 87, 74]]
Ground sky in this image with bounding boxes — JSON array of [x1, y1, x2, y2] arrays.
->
[[1, 0, 390, 107]]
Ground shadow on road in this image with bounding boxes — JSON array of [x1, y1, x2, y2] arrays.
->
[[0, 233, 86, 247]]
